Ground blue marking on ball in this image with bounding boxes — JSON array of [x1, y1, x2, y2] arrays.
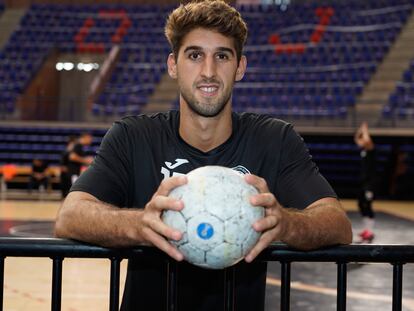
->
[[197, 223, 214, 240]]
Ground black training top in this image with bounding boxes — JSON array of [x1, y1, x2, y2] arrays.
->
[[67, 143, 85, 176], [360, 149, 376, 187], [71, 111, 336, 311]]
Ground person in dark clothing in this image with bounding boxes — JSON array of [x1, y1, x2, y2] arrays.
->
[[60, 135, 77, 198], [55, 1, 352, 310], [354, 122, 376, 243], [67, 133, 94, 185], [28, 158, 49, 193]]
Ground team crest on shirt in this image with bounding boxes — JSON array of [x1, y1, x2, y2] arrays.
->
[[231, 165, 251, 175]]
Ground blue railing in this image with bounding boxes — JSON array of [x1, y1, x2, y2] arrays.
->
[[0, 237, 413, 311]]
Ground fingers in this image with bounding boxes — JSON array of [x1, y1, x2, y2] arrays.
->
[[244, 174, 269, 193], [156, 175, 187, 196], [143, 211, 183, 241], [250, 192, 276, 207], [139, 175, 188, 261], [149, 195, 184, 212], [252, 214, 279, 232], [245, 231, 275, 263], [142, 227, 184, 261], [146, 176, 187, 213]]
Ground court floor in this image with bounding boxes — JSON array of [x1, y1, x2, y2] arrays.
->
[[0, 197, 413, 311]]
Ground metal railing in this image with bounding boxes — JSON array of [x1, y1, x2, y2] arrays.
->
[[0, 237, 413, 311]]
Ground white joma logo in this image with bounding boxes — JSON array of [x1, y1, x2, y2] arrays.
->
[[161, 158, 189, 179]]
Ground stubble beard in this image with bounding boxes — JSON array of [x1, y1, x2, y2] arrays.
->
[[179, 79, 234, 118]]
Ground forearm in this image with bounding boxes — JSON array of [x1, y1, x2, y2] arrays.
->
[[69, 153, 89, 165], [280, 200, 352, 250], [55, 192, 145, 248]]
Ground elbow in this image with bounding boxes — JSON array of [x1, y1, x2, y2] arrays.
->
[[54, 202, 75, 239], [340, 212, 353, 245], [54, 212, 69, 239]]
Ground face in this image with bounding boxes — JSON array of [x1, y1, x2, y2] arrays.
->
[[81, 135, 92, 145], [168, 28, 246, 118]]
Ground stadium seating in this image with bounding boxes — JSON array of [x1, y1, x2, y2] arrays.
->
[[0, 3, 174, 117], [230, 0, 413, 119], [1, 123, 412, 198], [0, 125, 105, 166], [383, 58, 414, 120], [0, 0, 412, 118], [0, 1, 414, 198]]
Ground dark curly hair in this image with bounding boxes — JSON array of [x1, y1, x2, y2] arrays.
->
[[164, 0, 248, 63]]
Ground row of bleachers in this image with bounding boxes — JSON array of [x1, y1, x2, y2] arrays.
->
[[235, 84, 363, 96], [238, 0, 412, 13], [1, 124, 413, 199], [0, 126, 106, 166], [303, 135, 414, 199], [383, 58, 414, 120]]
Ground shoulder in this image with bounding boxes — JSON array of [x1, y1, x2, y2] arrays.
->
[[115, 111, 176, 133], [235, 112, 294, 140], [104, 111, 176, 139], [72, 143, 83, 152]]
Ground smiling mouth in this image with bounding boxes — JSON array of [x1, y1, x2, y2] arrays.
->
[[197, 85, 219, 96]]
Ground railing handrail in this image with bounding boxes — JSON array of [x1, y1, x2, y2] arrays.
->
[[0, 237, 414, 263], [0, 237, 412, 311]]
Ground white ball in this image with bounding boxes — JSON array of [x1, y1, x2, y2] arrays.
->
[[162, 166, 264, 269]]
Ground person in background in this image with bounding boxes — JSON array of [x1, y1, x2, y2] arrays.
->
[[354, 122, 376, 243], [67, 133, 94, 186], [28, 158, 49, 193], [60, 135, 77, 198]]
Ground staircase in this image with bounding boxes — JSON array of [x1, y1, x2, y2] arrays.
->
[[142, 74, 178, 113], [0, 8, 27, 50], [355, 10, 414, 125]]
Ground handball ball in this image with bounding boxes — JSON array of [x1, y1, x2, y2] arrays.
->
[[162, 166, 264, 269]]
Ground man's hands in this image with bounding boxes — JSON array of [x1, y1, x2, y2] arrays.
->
[[354, 122, 374, 150], [243, 174, 352, 263], [139, 176, 187, 261], [243, 174, 287, 263]]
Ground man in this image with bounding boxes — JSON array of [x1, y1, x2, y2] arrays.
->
[[354, 122, 376, 243], [28, 158, 49, 193], [55, 1, 352, 310], [60, 135, 77, 198], [66, 133, 94, 185]]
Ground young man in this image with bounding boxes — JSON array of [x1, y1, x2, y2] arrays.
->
[[28, 158, 49, 193], [66, 133, 94, 185], [55, 1, 352, 310], [354, 122, 376, 243], [60, 135, 77, 198]]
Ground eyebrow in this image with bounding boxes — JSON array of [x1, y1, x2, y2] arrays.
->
[[183, 46, 235, 56]]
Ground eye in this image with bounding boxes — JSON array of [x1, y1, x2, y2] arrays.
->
[[216, 53, 229, 60], [189, 51, 202, 60]]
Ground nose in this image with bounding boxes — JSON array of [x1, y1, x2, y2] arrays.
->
[[200, 55, 216, 79]]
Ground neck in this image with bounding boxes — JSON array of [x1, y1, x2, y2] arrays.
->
[[179, 104, 233, 153]]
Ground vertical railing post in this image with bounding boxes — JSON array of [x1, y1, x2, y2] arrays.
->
[[0, 257, 4, 311], [280, 262, 291, 311], [337, 262, 347, 311], [166, 260, 178, 311], [51, 257, 63, 311], [224, 266, 235, 311], [109, 257, 121, 311], [392, 263, 403, 311]]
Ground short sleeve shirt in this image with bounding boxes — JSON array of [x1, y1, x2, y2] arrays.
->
[[67, 143, 84, 176], [71, 111, 336, 311]]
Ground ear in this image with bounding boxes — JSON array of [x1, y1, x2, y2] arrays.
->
[[167, 53, 177, 79], [235, 55, 247, 82]]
